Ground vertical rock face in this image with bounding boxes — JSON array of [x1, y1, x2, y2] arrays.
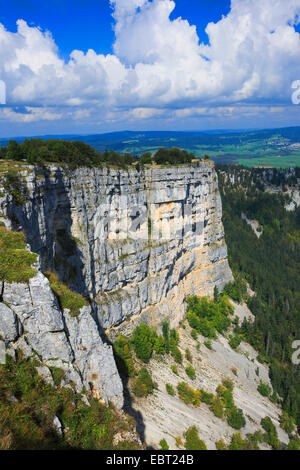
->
[[1, 162, 232, 337], [0, 265, 124, 409]]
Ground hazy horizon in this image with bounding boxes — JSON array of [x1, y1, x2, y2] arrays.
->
[[1, 125, 299, 142], [0, 1, 300, 137]]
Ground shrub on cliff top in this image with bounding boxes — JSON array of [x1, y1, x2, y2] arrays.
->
[[0, 226, 37, 283], [3, 170, 26, 206], [2, 139, 195, 169], [2, 138, 138, 169], [139, 148, 194, 166]]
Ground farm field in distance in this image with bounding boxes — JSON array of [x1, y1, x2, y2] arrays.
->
[[1, 126, 300, 168], [118, 132, 300, 168]]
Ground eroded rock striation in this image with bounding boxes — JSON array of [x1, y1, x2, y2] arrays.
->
[[0, 261, 124, 408], [0, 162, 232, 406], [1, 163, 232, 335]]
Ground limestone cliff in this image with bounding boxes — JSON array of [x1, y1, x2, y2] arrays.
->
[[0, 255, 124, 408], [0, 161, 232, 410], [1, 162, 232, 338]]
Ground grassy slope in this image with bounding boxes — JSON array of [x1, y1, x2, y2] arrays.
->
[[0, 355, 141, 450]]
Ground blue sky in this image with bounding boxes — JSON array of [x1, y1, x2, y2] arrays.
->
[[0, 0, 300, 137], [1, 1, 231, 57]]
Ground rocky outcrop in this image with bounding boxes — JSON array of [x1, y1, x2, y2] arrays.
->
[[0, 161, 233, 410], [0, 162, 233, 338], [0, 260, 123, 409]]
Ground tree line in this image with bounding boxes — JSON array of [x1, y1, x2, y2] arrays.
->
[[0, 139, 197, 168], [217, 165, 300, 427]]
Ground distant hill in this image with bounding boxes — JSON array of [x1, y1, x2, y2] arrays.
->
[[1, 127, 300, 167]]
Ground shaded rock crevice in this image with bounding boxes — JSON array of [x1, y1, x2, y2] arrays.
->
[[0, 163, 232, 334], [0, 162, 233, 413], [0, 267, 123, 408]]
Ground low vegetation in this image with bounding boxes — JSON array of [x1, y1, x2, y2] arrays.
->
[[1, 139, 195, 169], [176, 377, 246, 431], [139, 148, 194, 166], [2, 170, 27, 206], [177, 382, 201, 407], [215, 439, 227, 450], [186, 294, 233, 339], [0, 355, 140, 450], [185, 348, 193, 363], [228, 334, 242, 350], [166, 384, 175, 396], [130, 321, 182, 365], [216, 378, 246, 430], [45, 272, 88, 317], [285, 437, 300, 450], [218, 166, 300, 427], [216, 422, 294, 451], [261, 416, 281, 450], [184, 426, 207, 450], [0, 226, 37, 283], [227, 432, 260, 450], [280, 411, 296, 434], [185, 365, 196, 380], [223, 279, 247, 303], [159, 438, 169, 450], [131, 324, 156, 363], [226, 407, 246, 430], [113, 335, 135, 378], [113, 332, 157, 399], [257, 381, 272, 398], [131, 368, 156, 398], [204, 339, 212, 350], [216, 424, 300, 450]]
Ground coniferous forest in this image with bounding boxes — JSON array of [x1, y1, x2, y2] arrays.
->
[[217, 166, 300, 428]]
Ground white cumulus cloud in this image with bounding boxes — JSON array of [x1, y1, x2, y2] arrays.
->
[[0, 0, 299, 127]]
